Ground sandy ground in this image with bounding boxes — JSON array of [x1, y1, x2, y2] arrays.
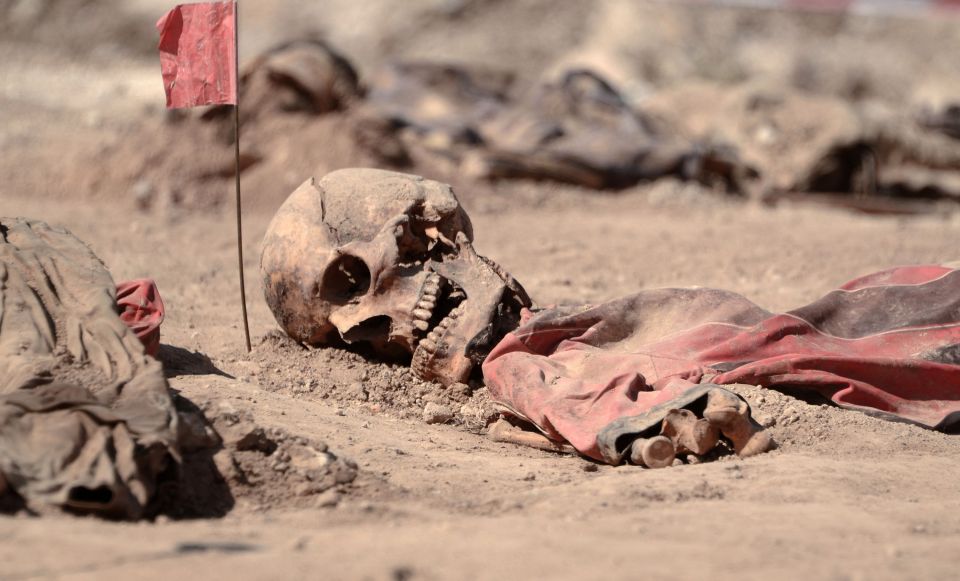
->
[[2, 2, 960, 580], [5, 129, 960, 581]]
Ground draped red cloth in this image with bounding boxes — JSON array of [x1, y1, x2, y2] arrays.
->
[[116, 279, 165, 356], [483, 266, 960, 462]]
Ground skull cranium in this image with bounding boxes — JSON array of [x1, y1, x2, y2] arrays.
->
[[260, 168, 531, 385]]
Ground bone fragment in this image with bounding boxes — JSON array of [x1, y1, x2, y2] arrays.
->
[[703, 389, 775, 458], [660, 408, 720, 455], [413, 308, 432, 319], [629, 436, 676, 469], [488, 418, 576, 455]]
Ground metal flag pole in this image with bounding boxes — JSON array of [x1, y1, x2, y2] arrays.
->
[[233, 0, 252, 352]]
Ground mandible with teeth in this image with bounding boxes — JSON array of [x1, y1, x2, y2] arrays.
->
[[260, 168, 531, 386]]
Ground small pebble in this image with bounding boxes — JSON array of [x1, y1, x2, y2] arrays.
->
[[348, 382, 368, 402], [422, 402, 454, 424], [315, 490, 341, 508]]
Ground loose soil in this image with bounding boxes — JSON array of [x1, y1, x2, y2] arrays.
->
[[2, 2, 959, 580]]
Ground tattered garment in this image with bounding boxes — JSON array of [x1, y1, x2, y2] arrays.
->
[[0, 218, 177, 518], [483, 266, 960, 463], [360, 65, 746, 190]]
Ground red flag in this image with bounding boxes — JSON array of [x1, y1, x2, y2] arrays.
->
[[157, 2, 237, 109]]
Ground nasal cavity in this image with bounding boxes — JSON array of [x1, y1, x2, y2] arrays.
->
[[342, 316, 392, 344]]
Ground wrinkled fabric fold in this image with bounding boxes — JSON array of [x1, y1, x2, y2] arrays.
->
[[483, 266, 960, 462], [157, 2, 237, 109], [116, 279, 165, 356]]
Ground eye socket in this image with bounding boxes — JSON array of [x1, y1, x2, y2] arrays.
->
[[320, 254, 371, 303]]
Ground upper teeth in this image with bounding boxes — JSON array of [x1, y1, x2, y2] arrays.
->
[[413, 308, 432, 319], [410, 282, 469, 379], [412, 274, 442, 332]]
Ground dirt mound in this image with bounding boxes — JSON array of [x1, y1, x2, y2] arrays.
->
[[162, 389, 359, 516], [210, 408, 358, 510], [104, 111, 378, 212], [244, 332, 499, 428], [0, 0, 155, 57], [728, 383, 957, 457]]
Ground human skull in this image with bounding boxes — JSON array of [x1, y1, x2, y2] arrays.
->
[[261, 168, 531, 386]]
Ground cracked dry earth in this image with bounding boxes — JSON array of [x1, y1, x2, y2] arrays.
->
[[4, 184, 960, 580]]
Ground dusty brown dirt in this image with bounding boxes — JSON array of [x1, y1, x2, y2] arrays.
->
[[2, 1, 960, 580]]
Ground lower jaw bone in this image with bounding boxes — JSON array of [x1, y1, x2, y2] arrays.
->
[[411, 288, 481, 383]]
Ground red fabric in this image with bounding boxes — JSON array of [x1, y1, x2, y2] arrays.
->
[[157, 2, 237, 109], [483, 266, 960, 461], [116, 279, 165, 357]]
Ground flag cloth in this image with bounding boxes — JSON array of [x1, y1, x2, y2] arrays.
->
[[157, 2, 237, 109], [482, 265, 960, 464]]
